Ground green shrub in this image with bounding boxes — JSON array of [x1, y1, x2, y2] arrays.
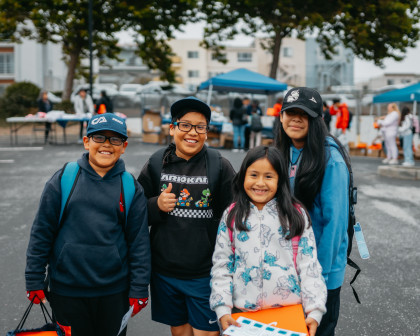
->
[[0, 81, 40, 119], [54, 100, 74, 114]]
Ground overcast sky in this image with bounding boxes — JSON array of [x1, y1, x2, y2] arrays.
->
[[117, 23, 420, 85]]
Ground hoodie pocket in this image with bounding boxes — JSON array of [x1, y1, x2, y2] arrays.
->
[[153, 225, 212, 271], [54, 243, 123, 287]]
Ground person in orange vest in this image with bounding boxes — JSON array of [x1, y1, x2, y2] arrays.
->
[[329, 99, 349, 134], [272, 97, 283, 117], [271, 97, 283, 140]]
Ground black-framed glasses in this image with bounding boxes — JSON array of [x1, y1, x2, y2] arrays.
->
[[89, 134, 126, 146], [173, 122, 209, 134]]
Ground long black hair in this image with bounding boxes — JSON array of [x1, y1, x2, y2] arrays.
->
[[227, 146, 307, 239], [399, 106, 410, 126], [275, 113, 350, 210]]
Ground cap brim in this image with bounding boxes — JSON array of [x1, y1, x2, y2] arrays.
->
[[281, 105, 319, 118]]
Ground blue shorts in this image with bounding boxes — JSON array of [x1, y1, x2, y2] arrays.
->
[[151, 272, 219, 331]]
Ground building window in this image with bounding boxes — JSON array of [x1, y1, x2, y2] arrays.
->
[[208, 71, 222, 78], [188, 70, 199, 78], [237, 52, 252, 62], [283, 47, 293, 58], [0, 53, 14, 74], [387, 79, 395, 85], [188, 51, 199, 59]]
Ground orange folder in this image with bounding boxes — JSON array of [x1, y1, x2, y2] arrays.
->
[[232, 304, 308, 335]]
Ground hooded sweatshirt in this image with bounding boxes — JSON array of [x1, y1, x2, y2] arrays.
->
[[26, 153, 151, 298], [289, 137, 349, 290], [138, 144, 235, 279]]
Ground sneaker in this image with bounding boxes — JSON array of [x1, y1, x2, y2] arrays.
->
[[382, 158, 390, 164], [388, 159, 398, 165], [232, 149, 239, 153], [402, 161, 415, 167], [77, 139, 83, 144]]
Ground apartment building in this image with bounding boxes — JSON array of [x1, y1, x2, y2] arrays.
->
[[1, 35, 355, 95], [305, 37, 354, 92], [358, 73, 420, 93], [0, 39, 67, 95], [168, 38, 305, 89], [168, 37, 352, 91]]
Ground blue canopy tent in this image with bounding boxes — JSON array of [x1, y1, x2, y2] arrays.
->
[[373, 81, 420, 117], [198, 68, 287, 104]]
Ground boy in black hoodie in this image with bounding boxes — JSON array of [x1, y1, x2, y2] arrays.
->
[[25, 113, 151, 336], [138, 97, 235, 336]]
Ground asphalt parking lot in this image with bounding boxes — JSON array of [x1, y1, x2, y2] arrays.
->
[[0, 139, 419, 335]]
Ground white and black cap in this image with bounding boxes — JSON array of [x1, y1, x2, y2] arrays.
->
[[281, 87, 323, 118]]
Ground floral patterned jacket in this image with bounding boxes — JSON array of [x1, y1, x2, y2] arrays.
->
[[210, 199, 327, 324]]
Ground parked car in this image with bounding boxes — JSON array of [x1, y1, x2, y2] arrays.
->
[[70, 84, 119, 103], [119, 84, 143, 96], [137, 82, 194, 114], [112, 84, 143, 108]]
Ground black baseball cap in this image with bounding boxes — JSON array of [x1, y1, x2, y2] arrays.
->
[[281, 87, 323, 118], [170, 96, 211, 121]]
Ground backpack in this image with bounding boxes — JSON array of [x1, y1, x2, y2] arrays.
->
[[148, 146, 222, 197], [334, 142, 362, 304], [412, 115, 419, 134], [59, 161, 135, 225], [250, 114, 263, 132], [347, 110, 353, 129]]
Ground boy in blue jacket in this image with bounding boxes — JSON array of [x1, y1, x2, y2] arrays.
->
[[25, 113, 151, 336]]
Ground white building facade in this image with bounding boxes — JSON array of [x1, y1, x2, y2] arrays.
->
[[0, 39, 67, 95]]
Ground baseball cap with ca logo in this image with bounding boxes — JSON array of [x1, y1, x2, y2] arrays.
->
[[87, 113, 127, 138]]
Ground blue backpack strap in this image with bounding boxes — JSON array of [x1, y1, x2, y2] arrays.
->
[[59, 162, 80, 223], [121, 171, 135, 221]]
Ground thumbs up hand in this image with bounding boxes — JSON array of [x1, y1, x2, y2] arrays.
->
[[158, 183, 177, 212]]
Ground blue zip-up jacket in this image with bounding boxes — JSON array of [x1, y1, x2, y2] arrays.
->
[[25, 153, 151, 298], [289, 137, 349, 289]]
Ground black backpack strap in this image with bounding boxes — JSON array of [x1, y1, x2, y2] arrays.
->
[[148, 147, 167, 195], [205, 147, 222, 195], [347, 257, 361, 304]]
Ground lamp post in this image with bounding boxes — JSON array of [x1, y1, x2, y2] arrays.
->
[[88, 0, 93, 98]]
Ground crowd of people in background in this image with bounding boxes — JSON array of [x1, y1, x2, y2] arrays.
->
[[227, 94, 416, 166], [36, 86, 416, 164]]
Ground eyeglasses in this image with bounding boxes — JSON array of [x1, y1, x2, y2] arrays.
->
[[89, 134, 126, 146], [173, 122, 209, 134]]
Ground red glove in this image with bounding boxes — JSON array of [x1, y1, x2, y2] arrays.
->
[[27, 290, 46, 304], [129, 297, 148, 317]]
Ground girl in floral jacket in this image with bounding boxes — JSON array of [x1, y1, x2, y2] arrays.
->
[[210, 146, 326, 336]]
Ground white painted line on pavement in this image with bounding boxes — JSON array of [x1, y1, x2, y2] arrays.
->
[[0, 147, 43, 151], [0, 159, 14, 163]]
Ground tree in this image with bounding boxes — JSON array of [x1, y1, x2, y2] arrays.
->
[[0, 81, 40, 118], [200, 0, 420, 79], [0, 0, 199, 100]]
